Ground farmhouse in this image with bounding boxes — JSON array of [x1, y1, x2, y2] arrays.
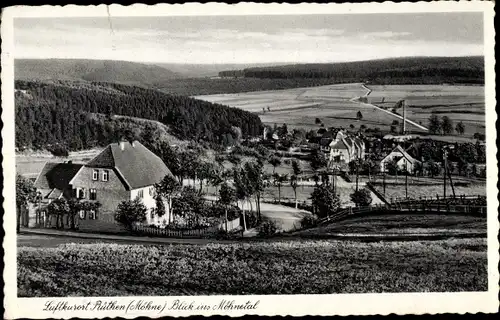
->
[[328, 131, 366, 165], [32, 140, 173, 232], [379, 145, 421, 174]]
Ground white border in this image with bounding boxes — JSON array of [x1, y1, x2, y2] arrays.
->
[[2, 2, 498, 318]]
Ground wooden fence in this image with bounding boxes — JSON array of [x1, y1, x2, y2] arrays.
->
[[132, 217, 241, 238]]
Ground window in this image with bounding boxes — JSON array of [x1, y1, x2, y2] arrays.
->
[[89, 188, 97, 200], [88, 210, 97, 220], [149, 186, 154, 196], [78, 188, 86, 199], [102, 170, 109, 182], [79, 210, 86, 219], [138, 189, 144, 198], [92, 170, 99, 181]]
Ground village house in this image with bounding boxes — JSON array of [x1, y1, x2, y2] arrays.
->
[[379, 145, 421, 174], [32, 140, 173, 232], [328, 131, 366, 165]]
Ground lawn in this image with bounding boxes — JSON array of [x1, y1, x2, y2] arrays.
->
[[372, 183, 486, 201], [18, 237, 487, 297]]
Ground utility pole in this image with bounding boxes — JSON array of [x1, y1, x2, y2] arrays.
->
[[405, 161, 408, 199], [402, 100, 407, 134], [443, 149, 447, 199], [355, 158, 360, 192]]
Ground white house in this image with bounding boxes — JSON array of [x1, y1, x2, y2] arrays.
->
[[328, 131, 365, 165], [379, 145, 421, 174]]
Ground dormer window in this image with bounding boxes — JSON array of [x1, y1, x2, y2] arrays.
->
[[102, 170, 109, 182], [92, 170, 99, 181]]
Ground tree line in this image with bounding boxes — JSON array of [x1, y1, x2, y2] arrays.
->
[[218, 57, 484, 85], [15, 80, 262, 151]]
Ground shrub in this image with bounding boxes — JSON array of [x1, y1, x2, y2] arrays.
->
[[258, 219, 279, 237], [300, 215, 318, 229], [48, 144, 69, 157], [350, 188, 373, 207], [241, 210, 259, 229], [114, 198, 147, 229]]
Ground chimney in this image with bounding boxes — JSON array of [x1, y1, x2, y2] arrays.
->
[[120, 141, 126, 150], [132, 141, 136, 147]]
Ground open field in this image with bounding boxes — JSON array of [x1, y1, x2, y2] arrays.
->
[[195, 83, 485, 137], [18, 237, 487, 297], [367, 84, 485, 135], [298, 213, 486, 237], [373, 183, 486, 201]]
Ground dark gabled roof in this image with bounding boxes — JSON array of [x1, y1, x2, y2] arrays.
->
[[329, 139, 349, 150], [86, 140, 173, 189], [320, 137, 333, 147], [34, 162, 84, 192], [321, 131, 336, 139]]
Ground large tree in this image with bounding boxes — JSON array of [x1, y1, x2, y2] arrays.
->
[[268, 156, 282, 174], [16, 175, 37, 233], [350, 188, 373, 207], [46, 198, 70, 229], [441, 116, 454, 135], [155, 175, 181, 224], [218, 182, 237, 231], [428, 114, 442, 134], [455, 121, 465, 135], [273, 173, 288, 204], [310, 149, 328, 171], [310, 185, 340, 218], [114, 198, 148, 230]]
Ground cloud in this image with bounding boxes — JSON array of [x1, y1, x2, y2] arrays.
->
[[359, 31, 412, 40]]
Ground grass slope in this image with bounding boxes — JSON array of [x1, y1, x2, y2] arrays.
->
[[18, 238, 487, 297]]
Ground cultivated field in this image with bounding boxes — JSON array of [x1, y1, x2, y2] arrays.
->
[[196, 83, 485, 138], [18, 237, 487, 297], [367, 84, 485, 135]]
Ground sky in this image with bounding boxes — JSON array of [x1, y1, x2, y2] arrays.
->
[[14, 13, 484, 64]]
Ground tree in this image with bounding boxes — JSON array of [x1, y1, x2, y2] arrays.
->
[[356, 111, 363, 121], [219, 182, 237, 231], [269, 156, 282, 174], [427, 160, 441, 178], [197, 161, 214, 193], [16, 175, 36, 232], [428, 114, 442, 134], [457, 157, 469, 176], [228, 153, 242, 168], [244, 162, 267, 220], [273, 173, 288, 204], [455, 121, 465, 135], [315, 118, 322, 125], [155, 175, 181, 224], [233, 168, 251, 231], [349, 124, 355, 130], [441, 116, 454, 135], [413, 161, 424, 177], [46, 198, 70, 229], [310, 185, 340, 218], [350, 188, 373, 207], [114, 198, 147, 230], [385, 159, 399, 175], [310, 149, 327, 171]]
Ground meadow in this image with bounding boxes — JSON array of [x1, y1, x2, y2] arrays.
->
[[18, 237, 487, 297], [196, 83, 485, 138]]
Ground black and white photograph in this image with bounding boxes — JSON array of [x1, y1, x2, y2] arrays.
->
[[2, 2, 497, 318]]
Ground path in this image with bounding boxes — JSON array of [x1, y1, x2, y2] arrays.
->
[[336, 175, 385, 206], [351, 84, 429, 131], [204, 195, 310, 233]]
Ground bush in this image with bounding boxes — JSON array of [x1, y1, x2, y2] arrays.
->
[[241, 211, 259, 229], [300, 215, 318, 229], [350, 188, 373, 207], [48, 144, 69, 157], [258, 219, 279, 237]]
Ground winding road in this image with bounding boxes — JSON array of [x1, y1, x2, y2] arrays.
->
[[352, 84, 429, 131]]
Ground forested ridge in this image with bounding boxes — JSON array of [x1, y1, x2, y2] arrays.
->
[[15, 80, 262, 151], [219, 56, 484, 85]]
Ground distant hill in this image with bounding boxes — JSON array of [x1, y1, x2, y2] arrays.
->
[[152, 62, 290, 78], [15, 80, 262, 151], [219, 56, 485, 85], [15, 59, 183, 85]]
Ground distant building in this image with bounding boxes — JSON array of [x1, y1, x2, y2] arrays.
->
[[33, 140, 173, 232], [379, 145, 421, 174], [328, 131, 365, 164]]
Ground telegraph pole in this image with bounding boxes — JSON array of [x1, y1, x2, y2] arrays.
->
[[405, 161, 408, 199], [443, 149, 447, 199]]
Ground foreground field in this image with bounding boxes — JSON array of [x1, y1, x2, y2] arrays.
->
[[18, 237, 487, 297], [195, 83, 485, 136]]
